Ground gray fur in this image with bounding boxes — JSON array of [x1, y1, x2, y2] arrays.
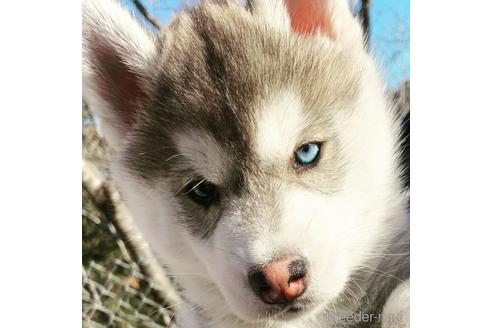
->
[[119, 1, 361, 237]]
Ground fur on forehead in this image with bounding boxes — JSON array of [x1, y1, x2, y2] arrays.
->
[[172, 129, 231, 184], [122, 0, 364, 181]]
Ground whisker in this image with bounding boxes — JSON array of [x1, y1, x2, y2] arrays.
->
[[165, 154, 187, 162], [358, 265, 404, 282], [359, 252, 410, 257], [346, 285, 361, 307], [175, 177, 195, 195], [185, 179, 205, 194], [167, 272, 202, 276]]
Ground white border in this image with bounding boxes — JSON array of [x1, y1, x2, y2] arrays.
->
[[0, 1, 81, 326], [412, 0, 492, 326], [1, 0, 492, 326]]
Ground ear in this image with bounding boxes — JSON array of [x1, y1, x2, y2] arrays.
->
[[248, 0, 364, 47], [83, 0, 157, 150]]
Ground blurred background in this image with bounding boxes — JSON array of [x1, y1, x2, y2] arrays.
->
[[82, 1, 409, 327]]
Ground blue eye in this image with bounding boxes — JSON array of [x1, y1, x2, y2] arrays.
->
[[294, 142, 321, 166]]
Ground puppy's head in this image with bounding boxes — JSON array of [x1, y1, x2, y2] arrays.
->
[[83, 0, 404, 322]]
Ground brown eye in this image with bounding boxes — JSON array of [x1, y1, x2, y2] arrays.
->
[[184, 179, 218, 207]]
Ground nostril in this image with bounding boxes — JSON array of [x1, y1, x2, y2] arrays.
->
[[288, 258, 307, 284], [248, 270, 271, 294]]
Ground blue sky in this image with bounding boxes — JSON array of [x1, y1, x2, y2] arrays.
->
[[122, 0, 409, 89], [370, 0, 409, 89]]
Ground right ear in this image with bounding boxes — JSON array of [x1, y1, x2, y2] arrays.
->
[[83, 0, 157, 150], [247, 0, 364, 48]]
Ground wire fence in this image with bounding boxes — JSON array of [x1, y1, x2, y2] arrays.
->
[[83, 104, 179, 328], [82, 222, 174, 327]]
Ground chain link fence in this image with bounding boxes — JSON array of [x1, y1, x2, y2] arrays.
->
[[83, 104, 179, 328], [82, 223, 174, 327]]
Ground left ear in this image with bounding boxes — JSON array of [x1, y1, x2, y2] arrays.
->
[[83, 0, 157, 150], [248, 0, 364, 47]]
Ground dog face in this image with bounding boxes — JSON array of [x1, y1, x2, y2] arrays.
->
[[83, 0, 404, 323]]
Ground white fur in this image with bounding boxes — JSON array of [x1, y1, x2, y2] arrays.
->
[[173, 130, 230, 184], [382, 280, 410, 328], [322, 0, 365, 46], [248, 0, 291, 32], [254, 90, 305, 163]]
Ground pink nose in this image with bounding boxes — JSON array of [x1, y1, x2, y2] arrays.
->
[[248, 256, 307, 304]]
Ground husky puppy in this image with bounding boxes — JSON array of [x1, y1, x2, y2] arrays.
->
[[83, 0, 409, 327]]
